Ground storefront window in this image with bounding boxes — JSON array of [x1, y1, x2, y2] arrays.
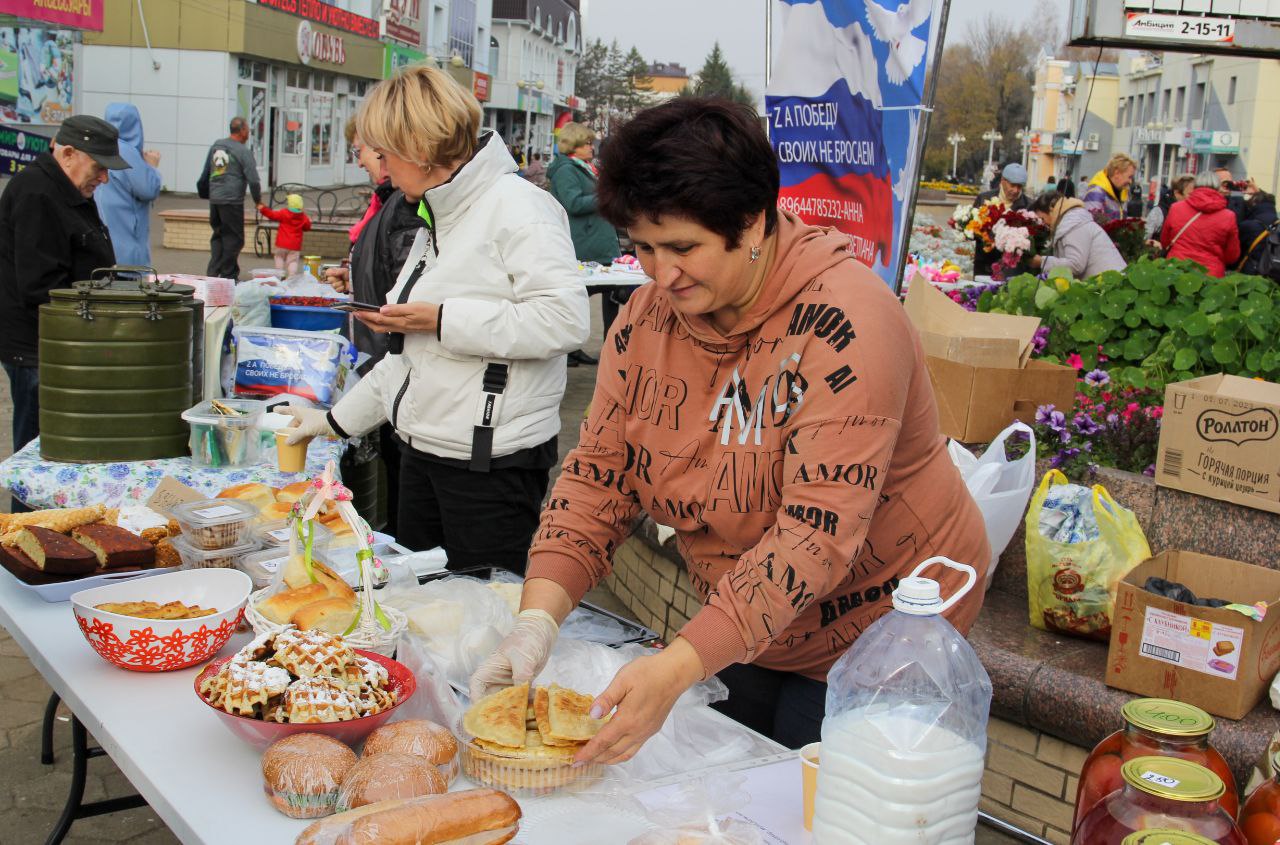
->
[[283, 89, 307, 158], [238, 59, 267, 82], [449, 0, 476, 67], [311, 94, 334, 166], [287, 69, 310, 89], [236, 82, 267, 164]]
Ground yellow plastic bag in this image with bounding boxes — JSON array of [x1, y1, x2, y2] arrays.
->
[[1026, 469, 1152, 641]]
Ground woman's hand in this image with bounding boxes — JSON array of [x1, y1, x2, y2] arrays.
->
[[574, 638, 705, 766], [324, 266, 350, 294], [354, 302, 440, 335]]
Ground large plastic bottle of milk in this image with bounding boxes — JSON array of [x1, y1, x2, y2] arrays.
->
[[812, 556, 993, 845]]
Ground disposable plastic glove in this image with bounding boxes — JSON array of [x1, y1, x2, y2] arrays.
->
[[279, 406, 336, 445], [469, 608, 560, 701]]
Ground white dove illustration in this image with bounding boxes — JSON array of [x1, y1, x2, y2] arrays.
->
[[865, 0, 933, 86]]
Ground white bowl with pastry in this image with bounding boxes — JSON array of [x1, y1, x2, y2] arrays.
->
[[70, 568, 252, 671]]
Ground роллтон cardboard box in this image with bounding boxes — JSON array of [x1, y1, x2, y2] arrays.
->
[[1155, 374, 1280, 515], [903, 279, 1075, 443], [1106, 550, 1280, 720]]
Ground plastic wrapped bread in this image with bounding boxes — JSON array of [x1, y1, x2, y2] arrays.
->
[[295, 789, 520, 845]]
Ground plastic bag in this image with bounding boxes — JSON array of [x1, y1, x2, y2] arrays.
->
[[231, 276, 281, 327], [390, 634, 466, 730], [1026, 470, 1152, 641], [948, 421, 1037, 586], [232, 325, 350, 408], [628, 775, 764, 845], [332, 752, 447, 811]]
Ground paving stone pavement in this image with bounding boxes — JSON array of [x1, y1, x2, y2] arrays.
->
[[0, 194, 1017, 844]]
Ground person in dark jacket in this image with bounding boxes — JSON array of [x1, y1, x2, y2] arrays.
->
[[1161, 171, 1241, 277], [0, 114, 126, 481], [199, 117, 262, 279], [548, 122, 621, 365], [970, 162, 1030, 277], [1237, 190, 1277, 276]]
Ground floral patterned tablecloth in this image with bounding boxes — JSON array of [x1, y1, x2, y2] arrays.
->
[[0, 437, 344, 509]]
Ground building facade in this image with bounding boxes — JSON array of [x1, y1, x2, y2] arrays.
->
[[487, 0, 582, 162], [642, 61, 688, 98], [1110, 51, 1280, 200], [1027, 55, 1119, 188]]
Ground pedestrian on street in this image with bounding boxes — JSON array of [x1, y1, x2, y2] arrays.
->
[[1145, 174, 1194, 249], [548, 122, 621, 365], [199, 116, 261, 279], [523, 152, 547, 189], [1161, 170, 1241, 278], [97, 102, 162, 267], [280, 65, 589, 571], [258, 193, 312, 277], [1236, 190, 1277, 276], [0, 115, 126, 496], [970, 162, 1029, 277], [1028, 191, 1127, 279], [1082, 153, 1137, 224]]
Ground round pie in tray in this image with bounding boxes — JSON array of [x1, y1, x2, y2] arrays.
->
[[457, 722, 603, 796]]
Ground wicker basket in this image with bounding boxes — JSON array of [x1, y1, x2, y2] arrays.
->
[[244, 464, 408, 656]]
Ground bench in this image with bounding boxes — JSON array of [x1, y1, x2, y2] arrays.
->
[[253, 183, 370, 261]]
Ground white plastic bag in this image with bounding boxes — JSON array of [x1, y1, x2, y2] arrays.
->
[[948, 421, 1037, 586], [628, 775, 764, 845]]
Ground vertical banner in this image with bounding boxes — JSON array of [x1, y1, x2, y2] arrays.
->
[[0, 27, 75, 124], [767, 0, 942, 290]]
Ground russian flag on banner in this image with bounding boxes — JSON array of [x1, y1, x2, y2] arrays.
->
[[767, 0, 941, 289]]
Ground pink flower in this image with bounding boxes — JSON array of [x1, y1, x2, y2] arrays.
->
[[1066, 353, 1084, 370], [1148, 406, 1164, 420]]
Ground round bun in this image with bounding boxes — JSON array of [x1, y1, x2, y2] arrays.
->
[[261, 733, 357, 819], [362, 719, 458, 766], [335, 752, 447, 811]]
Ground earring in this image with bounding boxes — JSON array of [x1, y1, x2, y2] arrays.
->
[[749, 245, 761, 263]]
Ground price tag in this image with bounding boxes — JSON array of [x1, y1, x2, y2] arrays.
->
[[193, 504, 242, 520], [267, 528, 292, 543], [1140, 770, 1181, 789]]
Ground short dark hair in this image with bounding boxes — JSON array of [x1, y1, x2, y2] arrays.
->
[[1030, 191, 1062, 214], [597, 98, 778, 250], [229, 117, 247, 135]]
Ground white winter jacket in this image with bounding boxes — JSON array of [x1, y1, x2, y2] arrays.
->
[[328, 132, 590, 462]]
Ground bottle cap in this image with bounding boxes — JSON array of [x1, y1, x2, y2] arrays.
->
[[892, 576, 942, 615]]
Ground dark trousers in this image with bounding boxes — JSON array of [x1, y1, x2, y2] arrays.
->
[[396, 448, 549, 575], [379, 423, 401, 537], [3, 362, 38, 512], [589, 284, 634, 339], [207, 202, 245, 279], [711, 661, 827, 749]]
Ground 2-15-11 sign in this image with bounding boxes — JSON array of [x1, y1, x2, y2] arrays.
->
[[1125, 12, 1236, 44]]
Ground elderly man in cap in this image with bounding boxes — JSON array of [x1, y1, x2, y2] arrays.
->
[[0, 114, 126, 490], [971, 162, 1030, 277]]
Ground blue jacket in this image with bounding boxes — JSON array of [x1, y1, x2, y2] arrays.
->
[[97, 103, 162, 267]]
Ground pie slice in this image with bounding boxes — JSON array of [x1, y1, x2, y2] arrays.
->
[[546, 684, 608, 744], [464, 683, 528, 749], [533, 686, 579, 747]]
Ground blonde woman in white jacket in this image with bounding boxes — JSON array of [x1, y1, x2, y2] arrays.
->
[[283, 66, 590, 571]]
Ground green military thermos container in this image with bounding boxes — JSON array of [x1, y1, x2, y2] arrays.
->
[[39, 268, 203, 463]]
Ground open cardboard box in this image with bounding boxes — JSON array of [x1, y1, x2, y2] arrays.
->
[[1155, 374, 1280, 515], [1106, 550, 1280, 720], [903, 279, 1075, 443]]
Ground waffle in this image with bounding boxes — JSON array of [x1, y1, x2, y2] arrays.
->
[[272, 627, 355, 679], [282, 676, 361, 723], [201, 661, 291, 717], [342, 655, 389, 691], [230, 630, 278, 665], [351, 684, 398, 717]]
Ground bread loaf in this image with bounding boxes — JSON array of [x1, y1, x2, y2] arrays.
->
[[71, 524, 155, 569], [258, 583, 330, 625], [0, 544, 81, 585], [218, 482, 277, 512], [295, 789, 520, 845], [291, 597, 358, 636], [275, 481, 312, 504], [14, 526, 99, 575], [334, 752, 447, 812]]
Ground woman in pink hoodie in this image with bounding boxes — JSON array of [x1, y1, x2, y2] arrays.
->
[[470, 99, 989, 760]]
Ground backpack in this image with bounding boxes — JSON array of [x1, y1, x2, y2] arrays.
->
[[1240, 220, 1280, 282]]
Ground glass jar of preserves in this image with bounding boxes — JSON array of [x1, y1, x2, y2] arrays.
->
[[1075, 698, 1239, 832], [1239, 752, 1280, 845], [1124, 832, 1218, 845], [1072, 757, 1245, 845]]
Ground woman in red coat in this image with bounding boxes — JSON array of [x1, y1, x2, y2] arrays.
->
[[1161, 171, 1240, 277], [258, 193, 312, 276]]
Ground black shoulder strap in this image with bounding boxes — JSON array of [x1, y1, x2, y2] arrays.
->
[[386, 256, 429, 356]]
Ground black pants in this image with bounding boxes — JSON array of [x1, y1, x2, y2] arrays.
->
[[589, 284, 634, 339], [379, 423, 401, 537], [2, 362, 37, 513], [207, 202, 245, 279], [711, 661, 827, 749], [396, 449, 549, 575]]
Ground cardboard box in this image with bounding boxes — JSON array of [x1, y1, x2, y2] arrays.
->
[[1155, 374, 1280, 515], [903, 279, 1076, 443], [1106, 550, 1280, 720]]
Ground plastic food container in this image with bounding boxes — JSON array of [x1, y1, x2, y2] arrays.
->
[[255, 519, 332, 549], [236, 547, 290, 589], [170, 534, 259, 571], [456, 718, 603, 798], [1072, 757, 1244, 844], [182, 398, 266, 468], [1074, 699, 1237, 833], [172, 499, 261, 550]]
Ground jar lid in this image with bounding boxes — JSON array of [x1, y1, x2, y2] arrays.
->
[[1121, 756, 1225, 802], [1122, 698, 1215, 737], [1122, 831, 1216, 845]]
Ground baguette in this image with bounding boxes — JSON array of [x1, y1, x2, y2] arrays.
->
[[296, 789, 520, 845]]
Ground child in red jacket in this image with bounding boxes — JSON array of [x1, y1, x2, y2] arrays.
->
[[258, 193, 312, 276]]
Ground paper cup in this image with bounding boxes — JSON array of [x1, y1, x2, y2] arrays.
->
[[275, 432, 312, 473], [801, 742, 820, 831]]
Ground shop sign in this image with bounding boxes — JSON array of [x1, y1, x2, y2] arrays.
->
[[254, 0, 379, 40], [1124, 12, 1235, 45], [297, 20, 345, 66], [383, 42, 425, 78], [381, 0, 422, 49], [0, 124, 49, 174], [1191, 130, 1240, 154], [472, 71, 490, 102], [0, 0, 103, 32]]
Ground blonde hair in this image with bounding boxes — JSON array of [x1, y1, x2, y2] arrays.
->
[[1170, 173, 1195, 196], [1106, 152, 1138, 178], [557, 122, 595, 155], [343, 116, 358, 146], [356, 65, 481, 167]]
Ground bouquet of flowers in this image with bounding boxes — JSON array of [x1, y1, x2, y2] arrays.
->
[[1101, 217, 1153, 264], [951, 199, 1048, 279]]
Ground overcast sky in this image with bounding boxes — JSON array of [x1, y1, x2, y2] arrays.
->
[[579, 0, 1070, 93]]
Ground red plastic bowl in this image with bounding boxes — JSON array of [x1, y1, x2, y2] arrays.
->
[[194, 649, 416, 750]]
